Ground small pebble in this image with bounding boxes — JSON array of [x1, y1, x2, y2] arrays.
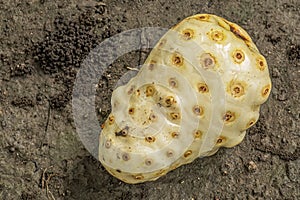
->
[[246, 161, 257, 172]]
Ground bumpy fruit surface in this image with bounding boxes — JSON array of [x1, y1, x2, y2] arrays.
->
[[99, 14, 272, 184]]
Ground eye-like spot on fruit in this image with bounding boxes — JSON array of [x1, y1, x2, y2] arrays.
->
[[136, 89, 140, 96], [170, 112, 180, 120], [223, 111, 236, 123], [232, 49, 245, 64], [108, 115, 115, 125], [182, 29, 194, 40], [227, 80, 246, 98], [194, 130, 203, 139], [145, 85, 155, 97], [149, 113, 157, 121], [172, 53, 184, 67], [216, 136, 226, 145], [165, 96, 175, 107], [145, 159, 153, 166], [171, 131, 179, 138], [105, 139, 112, 149], [145, 136, 156, 143], [197, 83, 209, 93], [128, 107, 134, 115], [127, 86, 135, 95], [169, 77, 178, 88], [184, 150, 192, 158], [158, 39, 166, 47], [167, 150, 174, 157], [122, 153, 130, 161], [200, 53, 216, 69], [148, 60, 156, 71], [256, 57, 266, 71], [262, 84, 271, 97], [193, 105, 204, 116], [232, 85, 242, 96], [246, 118, 257, 128], [196, 14, 209, 21], [210, 30, 224, 42], [115, 126, 129, 137], [148, 64, 155, 71], [133, 175, 144, 180]]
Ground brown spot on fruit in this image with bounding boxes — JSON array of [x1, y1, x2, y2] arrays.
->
[[171, 131, 179, 138], [227, 80, 246, 97], [210, 30, 224, 42], [170, 112, 180, 120], [127, 86, 135, 95], [172, 53, 184, 67], [197, 83, 209, 93], [122, 153, 130, 161], [128, 107, 134, 115], [193, 105, 204, 116], [149, 113, 157, 121], [200, 53, 216, 69], [145, 136, 156, 143], [145, 158, 153, 166], [148, 60, 157, 71], [165, 96, 175, 107], [169, 77, 178, 88], [105, 139, 112, 149], [116, 169, 121, 173], [167, 150, 174, 157], [216, 136, 226, 145], [196, 14, 210, 21], [232, 85, 241, 95], [115, 126, 129, 137], [184, 150, 192, 158], [246, 118, 257, 128], [182, 29, 194, 40], [136, 89, 140, 96], [232, 49, 245, 64], [158, 39, 166, 47], [108, 115, 115, 125], [256, 57, 266, 71], [133, 175, 144, 180], [145, 85, 155, 97], [149, 63, 155, 71], [223, 111, 236, 123], [262, 84, 271, 97], [194, 130, 203, 139]]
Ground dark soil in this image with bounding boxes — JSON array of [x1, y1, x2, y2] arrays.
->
[[0, 0, 299, 199]]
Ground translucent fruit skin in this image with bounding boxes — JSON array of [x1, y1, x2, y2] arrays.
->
[[99, 14, 272, 184]]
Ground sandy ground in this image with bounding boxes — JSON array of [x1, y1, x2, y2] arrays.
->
[[0, 0, 299, 199]]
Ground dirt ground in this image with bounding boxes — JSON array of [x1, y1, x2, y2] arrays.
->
[[0, 0, 299, 199]]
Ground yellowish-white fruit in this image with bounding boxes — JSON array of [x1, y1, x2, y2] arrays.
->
[[99, 14, 272, 184]]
